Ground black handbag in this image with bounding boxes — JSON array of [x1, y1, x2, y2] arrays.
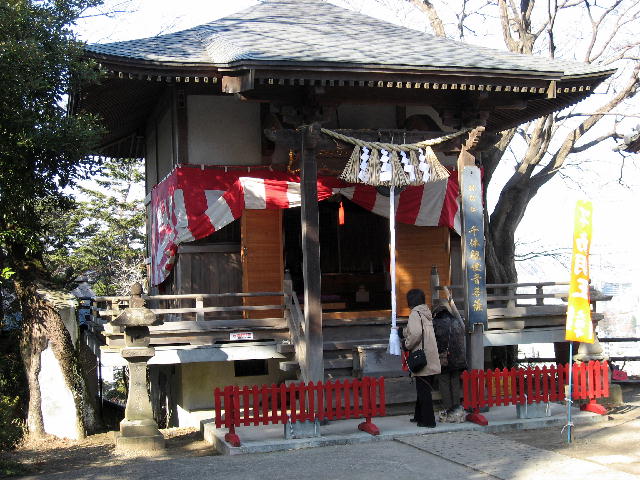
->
[[406, 312, 427, 373]]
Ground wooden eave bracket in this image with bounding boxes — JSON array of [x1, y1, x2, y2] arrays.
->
[[456, 126, 486, 173], [464, 127, 485, 154], [547, 80, 557, 99]]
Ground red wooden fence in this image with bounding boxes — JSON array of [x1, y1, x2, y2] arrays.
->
[[214, 377, 385, 446], [462, 361, 609, 425]]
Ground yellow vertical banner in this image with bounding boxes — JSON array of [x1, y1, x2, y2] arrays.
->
[[565, 200, 594, 343]]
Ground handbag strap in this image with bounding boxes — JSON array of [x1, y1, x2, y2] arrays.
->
[[416, 310, 425, 351]]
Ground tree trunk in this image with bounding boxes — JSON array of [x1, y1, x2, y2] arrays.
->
[[16, 280, 100, 439], [485, 172, 536, 285], [483, 171, 538, 369]]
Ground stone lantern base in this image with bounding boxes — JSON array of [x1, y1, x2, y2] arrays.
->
[[114, 419, 165, 452], [113, 420, 165, 452]]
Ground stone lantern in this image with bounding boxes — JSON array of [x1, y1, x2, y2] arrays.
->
[[574, 287, 609, 363], [112, 283, 165, 451]]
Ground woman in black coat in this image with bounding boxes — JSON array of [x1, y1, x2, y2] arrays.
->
[[431, 298, 467, 422]]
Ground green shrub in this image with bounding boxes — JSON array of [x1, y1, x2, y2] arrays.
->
[[0, 332, 26, 451], [0, 395, 24, 451]]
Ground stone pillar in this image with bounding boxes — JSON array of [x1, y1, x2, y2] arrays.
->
[[112, 284, 165, 452]]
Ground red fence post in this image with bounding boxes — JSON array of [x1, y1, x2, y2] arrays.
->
[[602, 361, 610, 398], [326, 380, 335, 420], [224, 385, 241, 447], [261, 384, 269, 424], [357, 377, 380, 436], [252, 385, 260, 426], [279, 383, 287, 423], [510, 367, 518, 406], [214, 387, 222, 429], [464, 369, 488, 426], [489, 369, 496, 407], [549, 365, 558, 402], [288, 384, 297, 423], [580, 360, 608, 415], [317, 381, 326, 422]]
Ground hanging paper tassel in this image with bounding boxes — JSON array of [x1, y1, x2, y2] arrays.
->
[[424, 146, 450, 182], [408, 150, 423, 185], [390, 151, 409, 188], [357, 146, 371, 183], [379, 149, 392, 185], [400, 151, 416, 185], [418, 148, 430, 184], [339, 145, 361, 184], [338, 201, 345, 225], [367, 148, 381, 186]]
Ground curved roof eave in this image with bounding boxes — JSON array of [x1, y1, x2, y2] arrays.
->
[[87, 52, 614, 84]]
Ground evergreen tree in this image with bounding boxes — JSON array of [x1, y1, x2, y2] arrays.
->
[[45, 158, 146, 295], [0, 0, 104, 439]]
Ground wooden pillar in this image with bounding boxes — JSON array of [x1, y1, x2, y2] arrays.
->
[[173, 87, 188, 164], [300, 123, 324, 384], [457, 127, 487, 371]]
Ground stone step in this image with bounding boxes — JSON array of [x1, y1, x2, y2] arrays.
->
[[276, 342, 295, 353], [279, 360, 300, 372]]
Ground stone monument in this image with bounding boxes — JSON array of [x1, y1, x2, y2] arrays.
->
[[112, 283, 165, 451]]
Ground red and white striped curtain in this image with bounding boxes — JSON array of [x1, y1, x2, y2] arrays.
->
[[151, 165, 461, 286]]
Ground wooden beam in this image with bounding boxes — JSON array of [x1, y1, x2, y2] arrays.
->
[[174, 87, 189, 164], [265, 128, 468, 165], [300, 122, 324, 383]]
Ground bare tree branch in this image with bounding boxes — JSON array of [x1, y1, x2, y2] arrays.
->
[[532, 62, 640, 189], [586, 0, 637, 63], [571, 132, 624, 153], [498, 0, 520, 51], [409, 0, 446, 36]]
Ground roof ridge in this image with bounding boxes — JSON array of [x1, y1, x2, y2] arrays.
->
[[84, 0, 613, 79]]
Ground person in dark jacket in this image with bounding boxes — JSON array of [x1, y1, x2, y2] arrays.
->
[[432, 298, 467, 423], [402, 289, 440, 428]]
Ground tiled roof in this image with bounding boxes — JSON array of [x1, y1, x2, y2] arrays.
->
[[86, 0, 610, 79]]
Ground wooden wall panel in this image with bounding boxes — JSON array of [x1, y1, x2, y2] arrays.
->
[[169, 249, 242, 319], [395, 225, 451, 316], [241, 210, 284, 318]]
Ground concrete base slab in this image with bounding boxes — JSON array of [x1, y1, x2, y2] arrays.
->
[[516, 402, 552, 419], [114, 431, 166, 452], [398, 430, 638, 480], [204, 402, 608, 455]]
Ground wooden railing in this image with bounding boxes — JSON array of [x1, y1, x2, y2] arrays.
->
[[283, 272, 308, 382], [90, 291, 286, 324], [430, 266, 610, 313], [437, 282, 574, 309]]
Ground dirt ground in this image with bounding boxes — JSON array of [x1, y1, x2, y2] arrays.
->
[[0, 427, 216, 478], [2, 385, 639, 478], [495, 384, 640, 476]]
